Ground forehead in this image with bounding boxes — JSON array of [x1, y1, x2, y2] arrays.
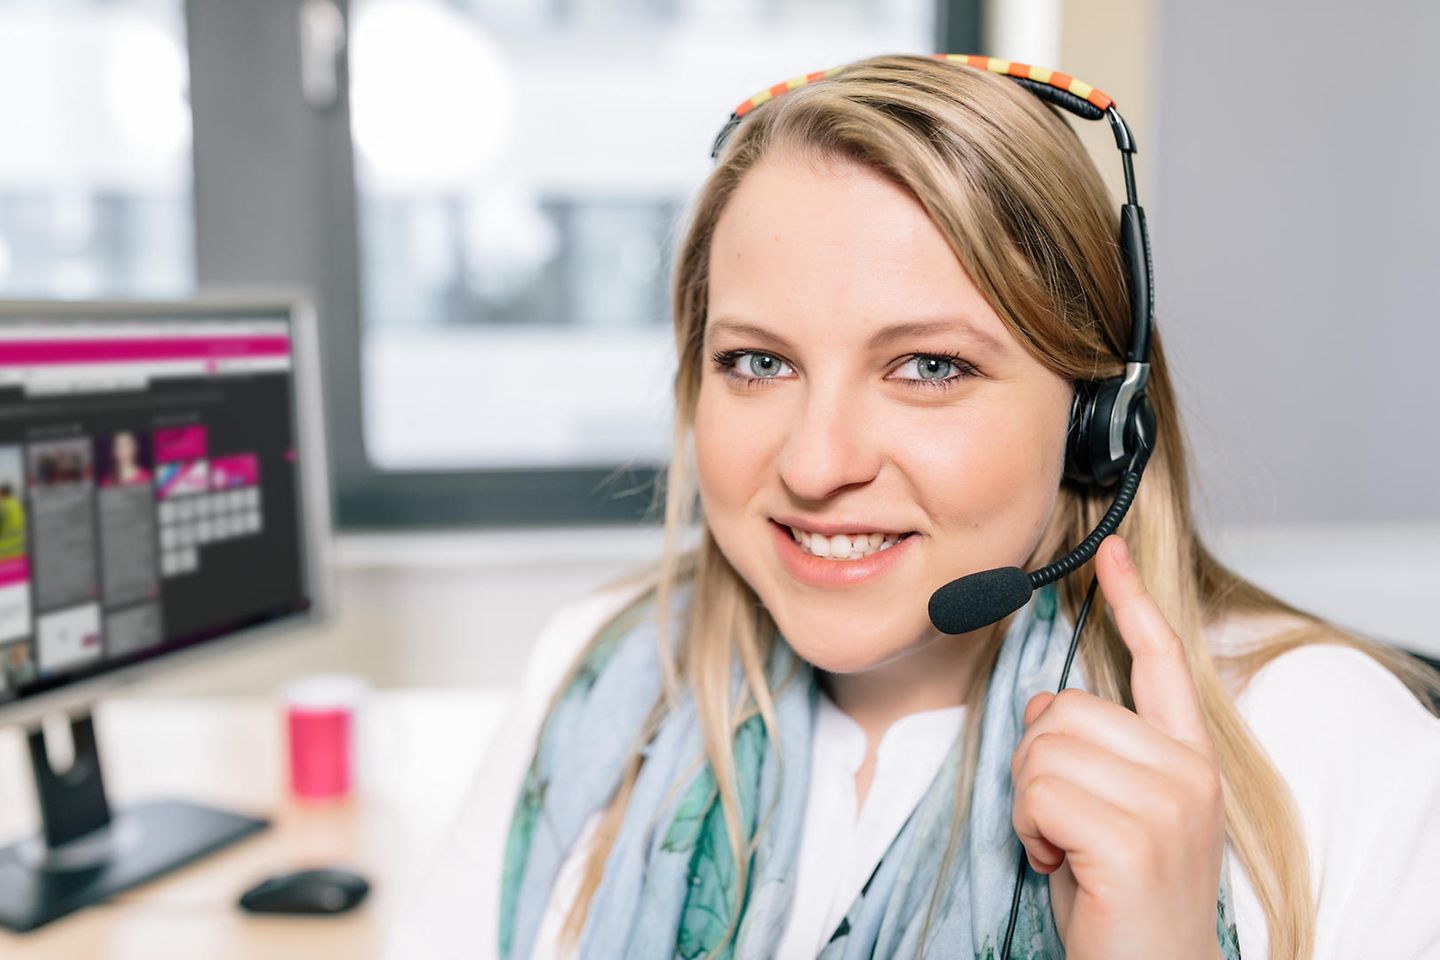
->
[[706, 152, 1014, 354]]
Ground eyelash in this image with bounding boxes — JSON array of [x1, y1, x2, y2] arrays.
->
[[708, 349, 979, 391]]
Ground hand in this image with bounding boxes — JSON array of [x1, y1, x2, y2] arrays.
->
[[1009, 534, 1226, 960]]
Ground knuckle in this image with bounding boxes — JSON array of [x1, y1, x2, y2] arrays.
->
[[1012, 777, 1048, 833], [1025, 772, 1060, 808], [1176, 750, 1220, 797], [1013, 733, 1067, 787], [1193, 759, 1224, 808], [1029, 732, 1064, 768]]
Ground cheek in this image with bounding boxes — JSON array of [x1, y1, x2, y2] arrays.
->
[[889, 387, 1068, 551], [693, 382, 780, 518]]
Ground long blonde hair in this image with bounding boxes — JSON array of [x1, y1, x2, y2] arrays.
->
[[554, 53, 1440, 957]]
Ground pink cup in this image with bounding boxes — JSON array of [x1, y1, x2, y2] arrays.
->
[[283, 674, 369, 802]]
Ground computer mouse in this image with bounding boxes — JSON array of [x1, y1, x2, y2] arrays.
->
[[238, 867, 370, 915]]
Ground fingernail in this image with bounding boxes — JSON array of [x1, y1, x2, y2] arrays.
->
[[1113, 536, 1132, 570]]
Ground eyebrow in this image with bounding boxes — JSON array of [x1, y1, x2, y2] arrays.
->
[[867, 318, 1009, 354], [705, 316, 1010, 355]]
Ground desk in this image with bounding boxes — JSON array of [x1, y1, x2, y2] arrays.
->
[[0, 690, 510, 959]]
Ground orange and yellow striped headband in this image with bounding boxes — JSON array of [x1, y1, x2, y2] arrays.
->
[[709, 53, 1134, 179], [729, 54, 1111, 119]]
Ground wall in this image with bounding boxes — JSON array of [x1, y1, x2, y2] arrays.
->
[[1151, 0, 1439, 525]]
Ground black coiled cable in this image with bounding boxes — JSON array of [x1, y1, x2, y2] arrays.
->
[[1029, 436, 1152, 591]]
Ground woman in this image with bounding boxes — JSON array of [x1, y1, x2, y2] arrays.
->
[[393, 54, 1440, 959]]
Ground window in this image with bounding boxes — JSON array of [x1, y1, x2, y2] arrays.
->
[[349, 0, 944, 474], [0, 0, 192, 299]]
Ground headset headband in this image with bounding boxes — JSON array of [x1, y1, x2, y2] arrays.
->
[[712, 54, 1135, 201]]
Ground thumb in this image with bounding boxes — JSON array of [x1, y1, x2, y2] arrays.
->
[[1024, 691, 1055, 728]]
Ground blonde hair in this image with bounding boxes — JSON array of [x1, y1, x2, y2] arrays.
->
[[552, 53, 1440, 957]]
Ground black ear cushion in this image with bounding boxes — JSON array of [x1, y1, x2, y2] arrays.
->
[[1064, 377, 1128, 486], [1063, 383, 1088, 481], [1063, 380, 1098, 484]]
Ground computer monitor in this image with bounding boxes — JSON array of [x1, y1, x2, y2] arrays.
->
[[0, 296, 333, 932]]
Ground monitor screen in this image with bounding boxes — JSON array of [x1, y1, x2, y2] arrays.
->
[[0, 306, 316, 706]]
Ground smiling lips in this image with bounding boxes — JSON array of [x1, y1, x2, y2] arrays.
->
[[784, 525, 913, 560], [769, 519, 918, 588]]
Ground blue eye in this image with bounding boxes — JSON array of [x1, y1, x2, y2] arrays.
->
[[892, 354, 977, 386], [742, 353, 786, 378], [709, 350, 794, 387], [900, 356, 954, 380]]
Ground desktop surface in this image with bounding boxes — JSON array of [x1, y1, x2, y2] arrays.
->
[[0, 688, 508, 959]]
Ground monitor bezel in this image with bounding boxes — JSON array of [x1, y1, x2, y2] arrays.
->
[[0, 294, 335, 728]]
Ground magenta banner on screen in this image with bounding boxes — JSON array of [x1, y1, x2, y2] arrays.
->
[[210, 454, 260, 489], [154, 426, 208, 463], [0, 557, 28, 588], [0, 336, 291, 365]]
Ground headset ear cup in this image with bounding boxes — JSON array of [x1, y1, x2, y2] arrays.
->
[[1063, 380, 1097, 484], [1064, 376, 1130, 486], [1126, 392, 1157, 460]]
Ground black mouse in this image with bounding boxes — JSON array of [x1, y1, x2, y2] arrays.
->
[[238, 867, 370, 915]]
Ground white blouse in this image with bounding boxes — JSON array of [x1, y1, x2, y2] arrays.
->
[[529, 692, 967, 959], [387, 581, 1440, 960]]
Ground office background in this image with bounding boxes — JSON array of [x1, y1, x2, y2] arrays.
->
[[0, 0, 1434, 698]]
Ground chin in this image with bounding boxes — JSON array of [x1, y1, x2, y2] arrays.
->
[[766, 602, 928, 675]]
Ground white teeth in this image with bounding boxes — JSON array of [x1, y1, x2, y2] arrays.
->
[[787, 525, 909, 560]]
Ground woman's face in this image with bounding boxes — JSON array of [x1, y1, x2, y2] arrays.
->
[[695, 151, 1074, 674], [114, 432, 136, 464]]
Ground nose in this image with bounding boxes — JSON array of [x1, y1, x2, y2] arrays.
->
[[775, 379, 882, 502]]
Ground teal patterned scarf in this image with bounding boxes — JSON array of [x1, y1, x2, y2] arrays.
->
[[499, 581, 1242, 958]]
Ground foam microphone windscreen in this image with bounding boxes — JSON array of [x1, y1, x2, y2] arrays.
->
[[928, 566, 1034, 635]]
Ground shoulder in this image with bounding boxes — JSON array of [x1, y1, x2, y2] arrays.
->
[[1222, 624, 1439, 750], [385, 573, 658, 960], [522, 574, 660, 704], [1209, 616, 1440, 959], [501, 573, 661, 775], [1212, 613, 1440, 810]]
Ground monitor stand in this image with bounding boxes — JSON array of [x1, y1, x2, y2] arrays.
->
[[0, 710, 268, 932]]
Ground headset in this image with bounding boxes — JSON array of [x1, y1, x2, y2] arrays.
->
[[710, 54, 1159, 959]]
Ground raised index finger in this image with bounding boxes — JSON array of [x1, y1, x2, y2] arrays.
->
[[1095, 535, 1214, 761]]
